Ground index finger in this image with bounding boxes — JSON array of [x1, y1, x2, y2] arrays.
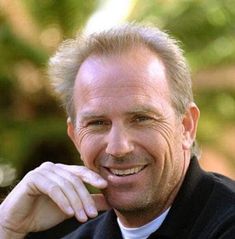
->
[[56, 164, 107, 188]]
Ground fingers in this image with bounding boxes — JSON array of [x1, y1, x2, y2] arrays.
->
[[26, 162, 108, 222], [25, 171, 75, 217], [43, 166, 98, 221], [38, 170, 89, 222], [56, 164, 107, 188]]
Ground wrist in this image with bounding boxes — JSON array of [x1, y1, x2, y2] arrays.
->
[[0, 225, 25, 239]]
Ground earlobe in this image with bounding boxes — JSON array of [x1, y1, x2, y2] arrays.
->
[[182, 103, 200, 150]]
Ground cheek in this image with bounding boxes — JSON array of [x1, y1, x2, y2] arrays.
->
[[78, 133, 105, 171], [136, 124, 176, 157]]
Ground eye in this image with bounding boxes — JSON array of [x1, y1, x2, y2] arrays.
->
[[133, 115, 153, 123], [87, 120, 110, 127]]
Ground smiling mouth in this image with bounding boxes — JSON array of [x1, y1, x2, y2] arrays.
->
[[108, 165, 146, 177]]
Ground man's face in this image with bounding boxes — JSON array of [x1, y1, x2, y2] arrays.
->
[[68, 47, 195, 221]]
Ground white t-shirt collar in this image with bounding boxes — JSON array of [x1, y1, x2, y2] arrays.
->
[[117, 208, 170, 239]]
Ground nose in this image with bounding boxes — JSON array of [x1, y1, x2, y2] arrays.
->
[[105, 124, 134, 158]]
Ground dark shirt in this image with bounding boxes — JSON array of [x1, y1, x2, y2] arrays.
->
[[28, 157, 235, 239]]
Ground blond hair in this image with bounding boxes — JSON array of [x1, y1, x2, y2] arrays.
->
[[48, 23, 199, 157]]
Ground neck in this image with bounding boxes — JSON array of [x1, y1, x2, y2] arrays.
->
[[114, 204, 170, 228]]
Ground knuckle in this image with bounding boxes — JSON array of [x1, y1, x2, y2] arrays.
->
[[25, 170, 35, 178], [60, 178, 72, 190], [77, 166, 87, 175], [24, 170, 39, 181], [48, 184, 61, 197], [77, 166, 97, 180], [69, 174, 83, 185], [40, 161, 54, 170]]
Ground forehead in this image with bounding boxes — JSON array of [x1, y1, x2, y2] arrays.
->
[[73, 47, 171, 113], [76, 47, 169, 90]]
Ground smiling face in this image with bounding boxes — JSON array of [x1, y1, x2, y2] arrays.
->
[[68, 46, 199, 226]]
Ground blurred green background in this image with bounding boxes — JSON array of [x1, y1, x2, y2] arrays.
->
[[0, 0, 234, 193]]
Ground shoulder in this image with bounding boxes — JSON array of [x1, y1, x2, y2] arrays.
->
[[197, 172, 235, 237], [167, 158, 235, 239], [199, 170, 235, 220], [206, 172, 235, 205]]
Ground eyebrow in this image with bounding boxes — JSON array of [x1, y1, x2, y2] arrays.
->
[[78, 105, 161, 122], [125, 106, 159, 116], [78, 113, 106, 122]]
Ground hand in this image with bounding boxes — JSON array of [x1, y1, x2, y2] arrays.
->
[[0, 162, 109, 238]]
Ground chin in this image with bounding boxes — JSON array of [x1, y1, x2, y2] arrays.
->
[[104, 190, 153, 212]]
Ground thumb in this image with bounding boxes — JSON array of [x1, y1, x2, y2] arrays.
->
[[92, 194, 111, 212]]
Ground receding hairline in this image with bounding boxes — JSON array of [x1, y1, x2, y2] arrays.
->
[[76, 42, 166, 74], [49, 23, 192, 119], [74, 44, 169, 93]]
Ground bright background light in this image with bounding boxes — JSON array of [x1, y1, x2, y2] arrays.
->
[[84, 0, 137, 34]]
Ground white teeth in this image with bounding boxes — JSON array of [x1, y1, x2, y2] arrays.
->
[[110, 166, 144, 176]]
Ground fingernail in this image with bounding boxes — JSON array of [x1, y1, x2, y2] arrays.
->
[[88, 206, 98, 217], [77, 210, 88, 222], [98, 178, 107, 186]]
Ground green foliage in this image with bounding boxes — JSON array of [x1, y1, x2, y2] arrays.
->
[[0, 1, 96, 180], [132, 0, 235, 70], [196, 90, 235, 143], [23, 0, 98, 36], [0, 0, 235, 183]]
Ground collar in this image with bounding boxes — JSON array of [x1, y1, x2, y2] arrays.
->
[[117, 208, 170, 239]]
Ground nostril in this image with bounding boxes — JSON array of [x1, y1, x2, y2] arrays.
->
[[105, 141, 134, 158]]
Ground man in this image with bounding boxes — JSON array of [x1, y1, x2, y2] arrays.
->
[[0, 23, 234, 239]]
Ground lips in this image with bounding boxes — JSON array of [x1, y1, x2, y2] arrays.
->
[[108, 165, 145, 176]]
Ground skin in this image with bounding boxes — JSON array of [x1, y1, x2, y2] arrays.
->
[[68, 47, 200, 227], [0, 46, 199, 238]]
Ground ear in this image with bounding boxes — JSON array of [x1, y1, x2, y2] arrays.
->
[[67, 117, 80, 151], [182, 102, 200, 150]]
